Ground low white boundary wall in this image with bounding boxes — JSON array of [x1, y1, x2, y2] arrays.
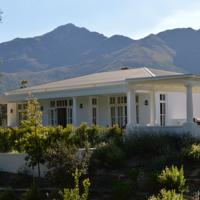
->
[[0, 153, 47, 177], [0, 149, 93, 177], [126, 123, 200, 138]]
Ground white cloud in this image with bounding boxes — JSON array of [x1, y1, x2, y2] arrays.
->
[[133, 8, 200, 39]]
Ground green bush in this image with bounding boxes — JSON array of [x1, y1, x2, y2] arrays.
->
[[158, 165, 187, 193], [62, 169, 90, 200], [123, 133, 193, 158], [87, 125, 103, 147], [112, 181, 132, 200], [148, 189, 185, 200], [0, 188, 16, 200], [105, 125, 123, 144], [128, 168, 140, 182], [45, 141, 90, 186], [0, 128, 12, 152], [91, 143, 126, 169], [21, 183, 40, 200], [183, 143, 200, 161]]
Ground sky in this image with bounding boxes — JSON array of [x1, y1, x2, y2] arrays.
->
[[1, 0, 200, 43]]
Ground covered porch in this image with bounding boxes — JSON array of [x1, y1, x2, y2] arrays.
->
[[126, 75, 200, 137]]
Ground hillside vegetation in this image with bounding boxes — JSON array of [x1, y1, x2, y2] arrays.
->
[[1, 24, 200, 92]]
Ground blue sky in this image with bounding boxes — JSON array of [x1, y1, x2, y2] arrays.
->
[[1, 0, 200, 43]]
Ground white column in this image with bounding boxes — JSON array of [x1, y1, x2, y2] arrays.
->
[[73, 97, 78, 126], [185, 83, 194, 124], [127, 88, 136, 125], [150, 91, 156, 126]]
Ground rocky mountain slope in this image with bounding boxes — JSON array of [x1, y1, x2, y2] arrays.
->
[[0, 24, 199, 92]]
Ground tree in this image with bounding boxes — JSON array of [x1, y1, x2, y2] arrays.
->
[[20, 80, 28, 88], [22, 95, 45, 178], [45, 141, 90, 186]]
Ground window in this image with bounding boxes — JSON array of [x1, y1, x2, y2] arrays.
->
[[50, 101, 55, 108], [110, 106, 116, 126], [160, 94, 166, 126], [67, 107, 73, 124], [110, 96, 127, 128], [17, 103, 27, 123], [91, 97, 98, 125], [136, 95, 139, 124]]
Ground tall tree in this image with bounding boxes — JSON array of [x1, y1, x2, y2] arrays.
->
[[22, 95, 45, 178]]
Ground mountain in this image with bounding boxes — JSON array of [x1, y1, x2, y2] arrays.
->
[[0, 24, 200, 93]]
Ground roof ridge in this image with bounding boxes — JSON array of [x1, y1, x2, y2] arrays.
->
[[143, 67, 156, 77]]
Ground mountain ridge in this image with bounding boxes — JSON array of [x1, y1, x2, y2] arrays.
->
[[0, 24, 200, 93]]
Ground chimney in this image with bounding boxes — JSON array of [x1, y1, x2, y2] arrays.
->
[[121, 67, 129, 70]]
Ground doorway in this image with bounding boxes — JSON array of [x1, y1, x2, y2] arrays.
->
[[57, 108, 67, 127]]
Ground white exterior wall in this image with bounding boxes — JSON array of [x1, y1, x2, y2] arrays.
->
[[98, 96, 109, 126], [193, 93, 200, 118], [39, 100, 49, 126], [7, 91, 200, 128], [7, 103, 17, 127], [154, 92, 200, 126], [77, 96, 90, 126], [138, 93, 151, 126], [166, 92, 186, 126]]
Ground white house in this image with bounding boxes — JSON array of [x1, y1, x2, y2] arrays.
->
[[1, 67, 200, 136]]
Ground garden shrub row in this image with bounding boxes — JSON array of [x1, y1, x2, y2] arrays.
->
[[0, 123, 124, 153]]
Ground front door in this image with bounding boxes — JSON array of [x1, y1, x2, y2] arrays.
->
[[57, 108, 67, 127]]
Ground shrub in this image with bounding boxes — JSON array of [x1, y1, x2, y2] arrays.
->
[[91, 143, 126, 169], [0, 128, 12, 152], [158, 165, 187, 193], [87, 125, 103, 147], [112, 181, 132, 200], [61, 169, 90, 200], [105, 125, 123, 144], [74, 123, 89, 147], [148, 189, 185, 200], [21, 183, 40, 200], [128, 168, 140, 182], [123, 133, 192, 158], [183, 143, 200, 161], [45, 141, 90, 186], [0, 188, 16, 200]]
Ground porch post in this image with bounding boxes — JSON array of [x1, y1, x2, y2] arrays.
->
[[150, 90, 156, 126], [127, 88, 136, 126], [73, 96, 78, 126], [185, 83, 194, 124]]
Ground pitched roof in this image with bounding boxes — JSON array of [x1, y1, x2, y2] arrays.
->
[[6, 67, 183, 95]]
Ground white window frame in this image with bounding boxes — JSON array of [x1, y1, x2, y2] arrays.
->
[[48, 98, 73, 126], [109, 95, 127, 128], [17, 103, 27, 124], [89, 96, 99, 125], [160, 93, 166, 126], [136, 95, 139, 125]]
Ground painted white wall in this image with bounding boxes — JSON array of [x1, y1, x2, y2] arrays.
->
[[138, 93, 150, 126], [7, 103, 17, 127], [154, 91, 200, 126], [98, 96, 109, 127], [7, 90, 200, 128], [0, 153, 47, 177], [193, 93, 200, 119], [39, 100, 50, 126], [166, 92, 186, 126], [77, 96, 90, 126]]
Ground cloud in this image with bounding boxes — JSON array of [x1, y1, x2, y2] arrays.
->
[[153, 9, 200, 31], [133, 8, 200, 39]]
